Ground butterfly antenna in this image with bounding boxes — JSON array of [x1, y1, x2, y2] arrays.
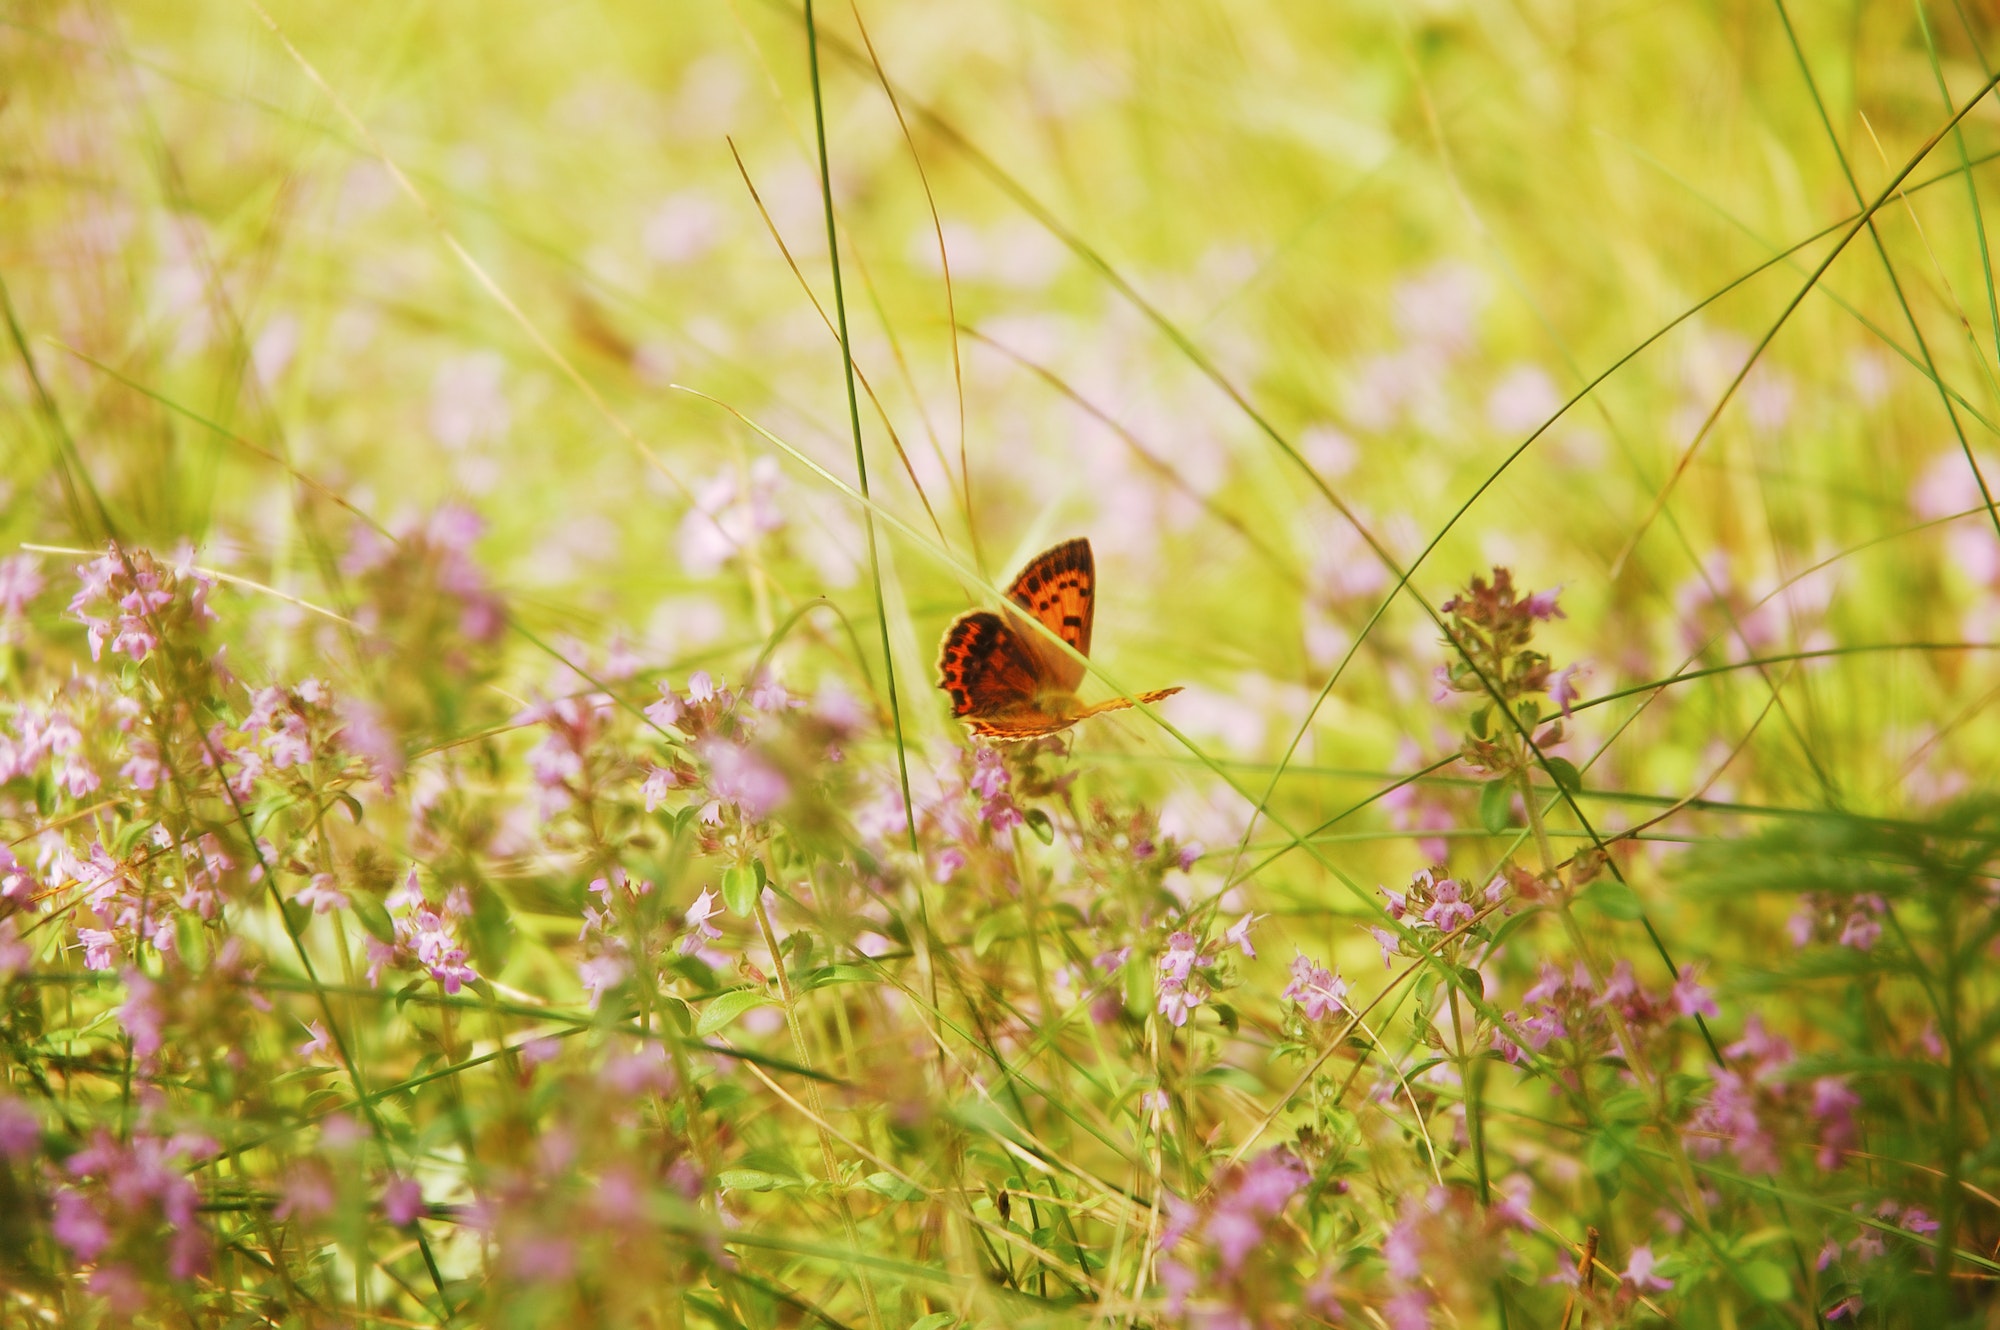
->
[[1080, 686, 1184, 719]]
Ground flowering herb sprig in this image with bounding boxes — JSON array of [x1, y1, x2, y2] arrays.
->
[[1436, 566, 1577, 791]]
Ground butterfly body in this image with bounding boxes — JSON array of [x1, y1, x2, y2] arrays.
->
[[936, 538, 1182, 741]]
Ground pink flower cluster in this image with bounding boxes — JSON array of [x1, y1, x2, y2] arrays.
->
[[1786, 891, 1887, 951], [53, 1130, 216, 1297], [0, 553, 45, 624], [1282, 954, 1349, 1021], [1495, 956, 1716, 1069], [644, 671, 794, 828], [1156, 929, 1216, 1028], [343, 506, 503, 644], [698, 736, 789, 823], [0, 705, 99, 798], [366, 869, 479, 995], [67, 546, 217, 665], [968, 746, 1023, 833], [1686, 1016, 1860, 1176], [516, 690, 617, 818], [1371, 866, 1506, 969], [1158, 1149, 1310, 1306]]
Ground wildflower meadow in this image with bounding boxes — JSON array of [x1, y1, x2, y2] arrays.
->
[[4, 0, 2000, 1325]]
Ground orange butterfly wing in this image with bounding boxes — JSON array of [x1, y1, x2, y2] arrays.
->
[[937, 536, 1179, 741], [1003, 538, 1093, 694], [936, 610, 1071, 740]]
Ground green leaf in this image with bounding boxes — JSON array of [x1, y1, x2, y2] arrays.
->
[[696, 989, 774, 1037], [1487, 905, 1543, 951], [250, 792, 297, 838], [1479, 779, 1516, 835], [800, 964, 879, 991], [1600, 1088, 1651, 1125], [972, 905, 1025, 958], [659, 996, 693, 1037], [175, 912, 205, 962], [112, 819, 156, 857], [351, 894, 395, 944], [1581, 881, 1643, 920], [720, 864, 759, 916], [333, 791, 366, 824], [1191, 1066, 1264, 1092], [1213, 1002, 1239, 1034], [1585, 1126, 1632, 1178], [863, 1172, 926, 1202], [1455, 966, 1484, 1001], [716, 1169, 800, 1193], [1543, 756, 1582, 793], [469, 886, 514, 975], [783, 930, 815, 973], [1469, 705, 1490, 739], [1737, 1258, 1791, 1302], [684, 1294, 746, 1330], [910, 1315, 958, 1330], [1024, 807, 1055, 846], [281, 898, 313, 937], [734, 1147, 803, 1179]]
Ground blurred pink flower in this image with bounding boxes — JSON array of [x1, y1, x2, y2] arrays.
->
[[0, 554, 45, 618], [1621, 1244, 1672, 1292], [0, 1095, 37, 1160], [1811, 1076, 1860, 1171], [1671, 966, 1719, 1019], [382, 1177, 424, 1226]]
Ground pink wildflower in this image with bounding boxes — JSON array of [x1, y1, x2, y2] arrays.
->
[[1549, 662, 1588, 716], [702, 739, 789, 820], [1222, 912, 1260, 958], [579, 954, 628, 1008], [1811, 1077, 1860, 1171], [382, 1177, 424, 1226], [645, 682, 684, 728], [1283, 955, 1349, 1021], [680, 887, 724, 955], [1621, 1244, 1672, 1292], [78, 927, 118, 971], [0, 554, 44, 617], [295, 873, 349, 914], [0, 1095, 38, 1160], [641, 765, 680, 810], [1671, 966, 1719, 1019]]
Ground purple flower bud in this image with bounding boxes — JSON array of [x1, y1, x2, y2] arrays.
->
[[382, 1177, 424, 1226]]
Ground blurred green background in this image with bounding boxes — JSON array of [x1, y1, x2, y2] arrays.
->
[[7, 1, 1996, 824]]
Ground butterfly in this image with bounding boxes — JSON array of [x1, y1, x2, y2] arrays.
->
[[936, 537, 1183, 741]]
